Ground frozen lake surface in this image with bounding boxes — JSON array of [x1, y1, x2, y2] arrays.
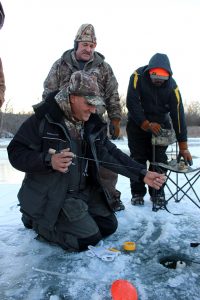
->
[[0, 138, 200, 300]]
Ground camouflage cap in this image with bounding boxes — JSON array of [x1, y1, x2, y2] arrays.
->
[[75, 24, 97, 43], [55, 86, 70, 104], [69, 71, 104, 105]]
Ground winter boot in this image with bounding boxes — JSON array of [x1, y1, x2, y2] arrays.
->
[[150, 195, 167, 211], [131, 194, 144, 206], [112, 190, 125, 212], [112, 199, 125, 211], [150, 196, 166, 206], [21, 213, 33, 229]]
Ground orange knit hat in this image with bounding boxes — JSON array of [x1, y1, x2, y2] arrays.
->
[[149, 68, 169, 80]]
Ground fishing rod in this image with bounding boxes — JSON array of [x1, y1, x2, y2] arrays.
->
[[72, 153, 145, 171], [49, 147, 139, 170]]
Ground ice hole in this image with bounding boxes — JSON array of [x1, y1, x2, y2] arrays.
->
[[159, 255, 189, 269]]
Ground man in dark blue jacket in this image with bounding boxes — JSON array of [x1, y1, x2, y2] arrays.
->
[[7, 71, 165, 252], [126, 53, 192, 206]]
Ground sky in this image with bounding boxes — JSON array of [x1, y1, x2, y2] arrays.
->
[[0, 0, 200, 113], [1, 138, 200, 299]]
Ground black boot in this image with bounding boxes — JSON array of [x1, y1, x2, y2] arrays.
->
[[131, 194, 144, 205], [21, 213, 33, 229], [112, 190, 125, 212]]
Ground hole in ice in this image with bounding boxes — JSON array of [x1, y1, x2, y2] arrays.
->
[[159, 255, 189, 269]]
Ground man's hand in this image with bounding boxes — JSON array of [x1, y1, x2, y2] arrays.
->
[[141, 120, 161, 136], [143, 171, 166, 190], [178, 141, 193, 166], [109, 118, 121, 140], [51, 148, 75, 173]]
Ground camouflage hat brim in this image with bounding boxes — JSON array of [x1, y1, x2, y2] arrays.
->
[[85, 95, 104, 106]]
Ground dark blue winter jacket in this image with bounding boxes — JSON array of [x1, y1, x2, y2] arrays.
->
[[126, 53, 187, 142]]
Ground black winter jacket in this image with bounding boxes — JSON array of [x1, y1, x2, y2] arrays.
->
[[126, 53, 187, 142], [7, 95, 146, 230]]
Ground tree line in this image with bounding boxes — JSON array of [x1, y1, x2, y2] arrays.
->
[[0, 99, 200, 137]]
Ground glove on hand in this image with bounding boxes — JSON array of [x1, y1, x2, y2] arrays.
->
[[177, 141, 193, 166], [141, 120, 161, 136], [109, 118, 121, 140], [86, 241, 121, 261]]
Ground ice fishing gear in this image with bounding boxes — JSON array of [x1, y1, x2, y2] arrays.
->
[[32, 267, 107, 283], [153, 160, 200, 211], [151, 134, 167, 212], [72, 153, 139, 170], [86, 240, 121, 261], [151, 128, 176, 147], [151, 132, 200, 213], [111, 279, 138, 300], [123, 242, 136, 252]]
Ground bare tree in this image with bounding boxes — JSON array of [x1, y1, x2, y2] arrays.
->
[[0, 100, 32, 137], [185, 101, 200, 126], [0, 100, 13, 137]]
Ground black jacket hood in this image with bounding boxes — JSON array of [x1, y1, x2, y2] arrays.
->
[[145, 53, 173, 75], [33, 91, 64, 123]]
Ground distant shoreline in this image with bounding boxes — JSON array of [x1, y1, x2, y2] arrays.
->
[[1, 131, 200, 149], [187, 126, 200, 137]]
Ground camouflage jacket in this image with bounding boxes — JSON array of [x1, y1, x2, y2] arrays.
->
[[42, 49, 121, 120]]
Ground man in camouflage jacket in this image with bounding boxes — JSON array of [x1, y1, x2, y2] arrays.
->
[[42, 24, 124, 211]]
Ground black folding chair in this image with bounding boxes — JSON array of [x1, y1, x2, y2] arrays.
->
[[154, 159, 200, 209], [152, 136, 200, 211]]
